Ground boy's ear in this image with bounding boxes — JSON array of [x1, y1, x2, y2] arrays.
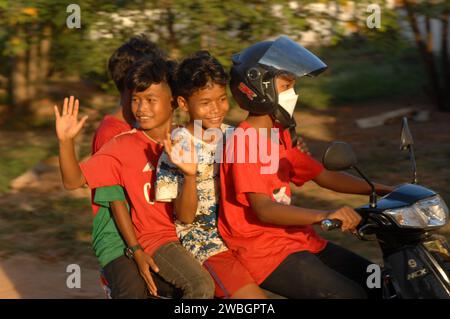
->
[[177, 96, 189, 112], [170, 97, 178, 110]]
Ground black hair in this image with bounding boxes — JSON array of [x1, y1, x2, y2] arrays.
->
[[108, 34, 166, 92], [125, 56, 177, 94], [175, 50, 228, 99]]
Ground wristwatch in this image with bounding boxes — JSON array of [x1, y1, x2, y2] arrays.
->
[[124, 244, 143, 259]]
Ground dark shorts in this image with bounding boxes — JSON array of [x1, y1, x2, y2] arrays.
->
[[102, 254, 181, 299], [261, 242, 381, 299]]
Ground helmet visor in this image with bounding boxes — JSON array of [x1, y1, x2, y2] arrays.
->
[[258, 36, 327, 77]]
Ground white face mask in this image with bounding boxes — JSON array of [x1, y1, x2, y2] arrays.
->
[[277, 87, 298, 117]]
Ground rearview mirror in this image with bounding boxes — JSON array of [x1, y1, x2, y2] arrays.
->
[[322, 141, 357, 171], [400, 117, 414, 150], [400, 117, 418, 183]]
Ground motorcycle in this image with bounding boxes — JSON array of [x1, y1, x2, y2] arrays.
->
[[320, 117, 450, 299]]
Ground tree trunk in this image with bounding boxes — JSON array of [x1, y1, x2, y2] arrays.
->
[[441, 6, 450, 109], [425, 2, 433, 52], [325, 1, 341, 43], [28, 28, 39, 100], [200, 32, 209, 50], [351, 0, 360, 34], [38, 25, 51, 88], [403, 0, 447, 111], [165, 6, 181, 59], [11, 49, 28, 111]]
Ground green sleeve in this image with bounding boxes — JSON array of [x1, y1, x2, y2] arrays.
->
[[94, 185, 127, 208]]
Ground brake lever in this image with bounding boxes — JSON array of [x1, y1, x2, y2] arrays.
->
[[355, 223, 381, 242]]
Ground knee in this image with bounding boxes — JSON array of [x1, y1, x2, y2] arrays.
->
[[186, 274, 215, 299], [107, 272, 148, 299]]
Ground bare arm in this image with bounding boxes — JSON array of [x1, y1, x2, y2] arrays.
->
[[58, 139, 86, 189], [248, 193, 328, 226], [54, 96, 87, 190], [247, 193, 361, 231], [313, 170, 394, 196], [174, 175, 198, 224], [110, 200, 140, 248]]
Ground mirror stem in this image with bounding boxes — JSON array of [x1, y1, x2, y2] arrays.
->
[[353, 166, 377, 208], [408, 145, 418, 184]]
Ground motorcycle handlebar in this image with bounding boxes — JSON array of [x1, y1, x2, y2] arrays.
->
[[320, 219, 343, 231]]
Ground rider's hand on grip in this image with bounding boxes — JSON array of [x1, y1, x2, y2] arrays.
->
[[321, 219, 342, 231], [325, 206, 361, 232]]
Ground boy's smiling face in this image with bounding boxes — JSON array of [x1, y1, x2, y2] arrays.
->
[[178, 82, 229, 129], [131, 82, 173, 131]]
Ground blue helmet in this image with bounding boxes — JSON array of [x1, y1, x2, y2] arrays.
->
[[230, 36, 327, 145]]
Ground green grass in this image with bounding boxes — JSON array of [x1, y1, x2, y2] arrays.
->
[[0, 142, 48, 193], [0, 126, 97, 194], [0, 128, 98, 261], [0, 129, 63, 193], [297, 39, 426, 109], [0, 196, 93, 259]]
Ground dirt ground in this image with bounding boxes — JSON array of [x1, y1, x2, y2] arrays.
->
[[0, 254, 104, 298], [0, 95, 449, 298]]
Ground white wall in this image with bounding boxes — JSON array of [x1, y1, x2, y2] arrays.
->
[[294, 0, 450, 55]]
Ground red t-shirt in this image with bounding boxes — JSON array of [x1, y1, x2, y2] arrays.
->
[[218, 121, 328, 283], [90, 115, 132, 216], [91, 115, 132, 154], [81, 129, 178, 256]]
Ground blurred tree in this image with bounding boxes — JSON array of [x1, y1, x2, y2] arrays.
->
[[400, 0, 450, 112], [0, 0, 131, 120], [0, 0, 316, 113], [0, 1, 36, 112], [139, 0, 296, 67], [0, 1, 68, 116], [2, 0, 440, 121]]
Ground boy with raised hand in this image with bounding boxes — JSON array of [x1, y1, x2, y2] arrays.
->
[[219, 36, 395, 299], [54, 56, 215, 298], [155, 51, 267, 299], [90, 34, 177, 298]]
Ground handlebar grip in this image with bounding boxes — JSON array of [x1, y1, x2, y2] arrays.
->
[[321, 219, 343, 231]]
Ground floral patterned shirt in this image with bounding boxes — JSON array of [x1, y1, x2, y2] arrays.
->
[[155, 125, 230, 264]]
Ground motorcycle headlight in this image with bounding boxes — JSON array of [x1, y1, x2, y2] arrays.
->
[[385, 195, 449, 229]]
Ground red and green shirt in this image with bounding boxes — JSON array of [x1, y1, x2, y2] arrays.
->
[[81, 129, 178, 257], [90, 115, 132, 267]]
